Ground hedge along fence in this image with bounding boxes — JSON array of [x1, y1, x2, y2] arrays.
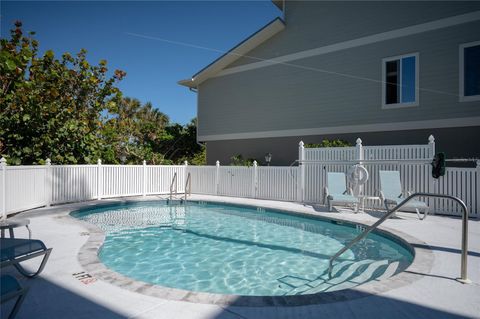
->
[[1, 136, 479, 218]]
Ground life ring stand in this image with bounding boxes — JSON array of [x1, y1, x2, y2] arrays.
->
[[347, 164, 369, 185]]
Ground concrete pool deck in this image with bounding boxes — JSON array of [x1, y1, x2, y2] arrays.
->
[[1, 195, 479, 319]]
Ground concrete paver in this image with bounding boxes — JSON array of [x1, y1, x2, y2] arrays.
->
[[2, 195, 479, 319]]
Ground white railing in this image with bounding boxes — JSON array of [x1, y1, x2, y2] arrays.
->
[[147, 164, 185, 196], [304, 146, 357, 161], [51, 164, 97, 204], [0, 135, 478, 218], [218, 166, 254, 198], [433, 167, 479, 216], [0, 159, 187, 217], [4, 164, 47, 213], [187, 165, 217, 195], [256, 166, 298, 201]]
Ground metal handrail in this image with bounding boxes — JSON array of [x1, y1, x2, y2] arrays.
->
[[184, 173, 191, 201], [327, 192, 471, 283], [169, 172, 177, 200]]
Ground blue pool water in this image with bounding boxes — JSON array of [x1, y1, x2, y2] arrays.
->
[[72, 201, 413, 296]]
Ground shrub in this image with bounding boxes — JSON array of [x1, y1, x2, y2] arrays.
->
[[305, 139, 351, 148], [230, 154, 256, 166]]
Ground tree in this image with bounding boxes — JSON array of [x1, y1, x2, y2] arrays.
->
[[0, 21, 125, 164], [189, 144, 206, 165], [162, 118, 202, 164], [1, 22, 205, 165], [102, 97, 171, 164]]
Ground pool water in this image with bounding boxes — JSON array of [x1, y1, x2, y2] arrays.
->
[[73, 201, 413, 296]]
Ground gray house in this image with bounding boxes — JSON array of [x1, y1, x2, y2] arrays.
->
[[179, 1, 480, 165]]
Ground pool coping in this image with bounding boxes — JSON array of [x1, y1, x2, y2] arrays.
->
[[26, 197, 434, 307]]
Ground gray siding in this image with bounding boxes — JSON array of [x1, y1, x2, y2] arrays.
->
[[228, 1, 480, 68], [198, 19, 480, 137]]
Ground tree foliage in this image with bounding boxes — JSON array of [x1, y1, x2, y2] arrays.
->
[[0, 22, 203, 165], [1, 21, 125, 164], [102, 98, 202, 165]]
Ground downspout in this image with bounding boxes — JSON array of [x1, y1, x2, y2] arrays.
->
[[189, 85, 204, 148]]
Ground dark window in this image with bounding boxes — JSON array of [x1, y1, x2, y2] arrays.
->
[[464, 44, 480, 97], [384, 55, 417, 105], [386, 60, 399, 104]]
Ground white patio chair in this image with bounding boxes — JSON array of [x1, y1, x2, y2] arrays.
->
[[324, 172, 359, 212], [379, 170, 429, 220]]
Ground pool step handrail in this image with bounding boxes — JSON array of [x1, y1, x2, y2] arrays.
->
[[184, 173, 191, 201], [169, 172, 178, 200], [327, 192, 470, 284]]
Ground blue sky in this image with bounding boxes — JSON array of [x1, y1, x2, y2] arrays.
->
[[1, 1, 281, 124]]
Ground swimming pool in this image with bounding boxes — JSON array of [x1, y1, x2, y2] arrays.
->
[[72, 201, 413, 296]]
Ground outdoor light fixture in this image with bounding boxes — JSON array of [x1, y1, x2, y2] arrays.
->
[[265, 153, 272, 166]]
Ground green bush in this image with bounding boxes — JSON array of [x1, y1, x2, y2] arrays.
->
[[230, 154, 256, 166], [305, 139, 351, 148]]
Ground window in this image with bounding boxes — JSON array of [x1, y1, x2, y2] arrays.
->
[[382, 53, 419, 108], [460, 41, 480, 102]]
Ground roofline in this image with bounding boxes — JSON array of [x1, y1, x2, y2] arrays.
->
[[192, 17, 284, 79], [272, 0, 284, 11], [178, 17, 285, 89]]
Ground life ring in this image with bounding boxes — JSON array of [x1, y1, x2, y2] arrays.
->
[[347, 164, 369, 185]]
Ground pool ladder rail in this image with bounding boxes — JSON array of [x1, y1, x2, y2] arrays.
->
[[169, 172, 192, 201], [328, 192, 471, 284], [169, 172, 178, 200], [184, 172, 191, 201]]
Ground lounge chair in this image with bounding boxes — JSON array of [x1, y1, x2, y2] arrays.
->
[[1, 275, 29, 319], [379, 170, 429, 220], [0, 238, 52, 278], [324, 172, 359, 212]]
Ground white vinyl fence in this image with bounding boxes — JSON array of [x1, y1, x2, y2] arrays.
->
[[1, 136, 478, 218], [0, 158, 185, 216]]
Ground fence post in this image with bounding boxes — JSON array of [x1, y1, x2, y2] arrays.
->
[[427, 135, 436, 209], [45, 158, 51, 207], [252, 160, 258, 198], [1, 157, 6, 220], [355, 138, 363, 161], [476, 160, 480, 217], [97, 159, 103, 200], [184, 160, 188, 194], [215, 161, 220, 195], [428, 135, 435, 158], [297, 141, 305, 202], [142, 160, 147, 197]]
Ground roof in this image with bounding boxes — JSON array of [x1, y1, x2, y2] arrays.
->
[[272, 0, 284, 11], [178, 17, 285, 89]]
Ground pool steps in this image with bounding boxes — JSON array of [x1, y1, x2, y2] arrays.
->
[[284, 259, 400, 295]]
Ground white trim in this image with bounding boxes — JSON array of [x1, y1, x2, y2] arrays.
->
[[216, 11, 480, 78], [198, 116, 480, 141], [459, 40, 480, 102], [381, 53, 419, 109]]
